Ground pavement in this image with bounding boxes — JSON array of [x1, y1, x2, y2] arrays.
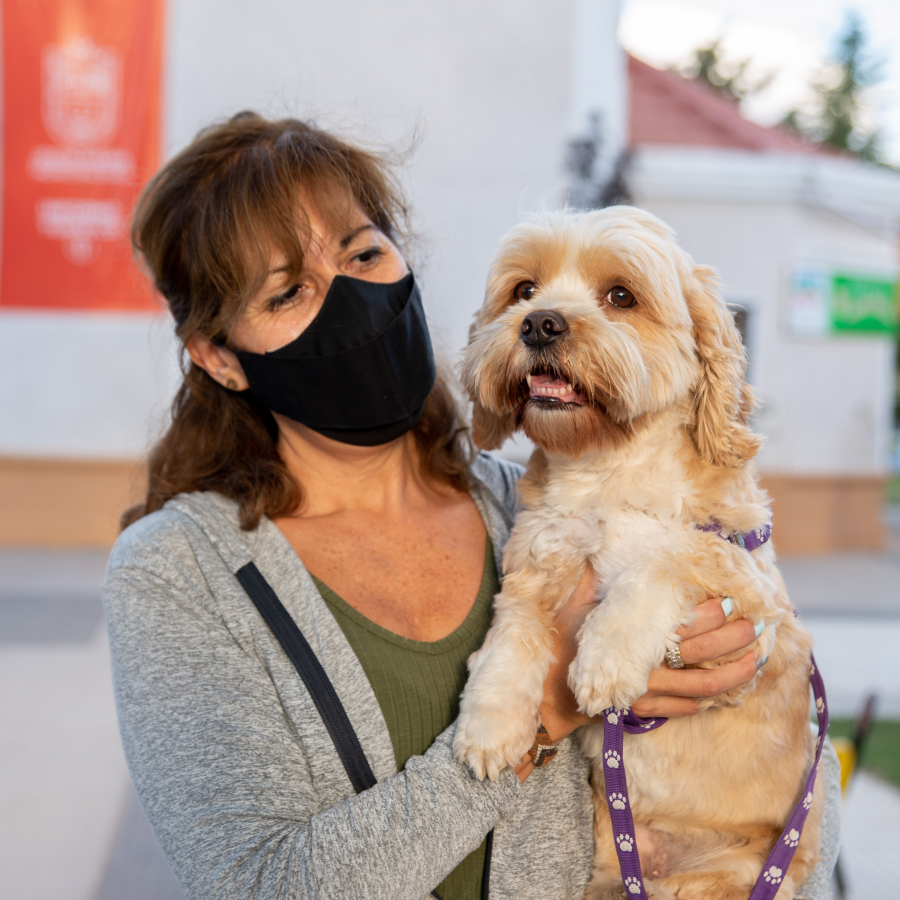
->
[[1, 509, 899, 900], [840, 772, 900, 900], [0, 549, 180, 900]]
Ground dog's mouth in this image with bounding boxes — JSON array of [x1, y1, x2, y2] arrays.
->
[[525, 369, 587, 407]]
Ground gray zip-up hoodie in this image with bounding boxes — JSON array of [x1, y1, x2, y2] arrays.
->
[[102, 452, 839, 900]]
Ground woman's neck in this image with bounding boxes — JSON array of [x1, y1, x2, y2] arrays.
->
[[275, 416, 438, 518]]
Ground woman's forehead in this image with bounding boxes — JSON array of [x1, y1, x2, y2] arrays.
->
[[296, 184, 374, 240], [256, 189, 374, 270]]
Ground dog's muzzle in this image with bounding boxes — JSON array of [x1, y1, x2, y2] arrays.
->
[[520, 309, 568, 348]]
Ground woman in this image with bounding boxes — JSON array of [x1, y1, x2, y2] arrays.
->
[[103, 112, 839, 899]]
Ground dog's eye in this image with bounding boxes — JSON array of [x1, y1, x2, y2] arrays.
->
[[607, 286, 635, 308], [514, 281, 537, 301]]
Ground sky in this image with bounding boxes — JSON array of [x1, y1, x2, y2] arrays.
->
[[618, 0, 900, 165]]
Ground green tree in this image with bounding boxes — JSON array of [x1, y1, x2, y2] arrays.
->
[[784, 12, 884, 162], [677, 37, 773, 103]]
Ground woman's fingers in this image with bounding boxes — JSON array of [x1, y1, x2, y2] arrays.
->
[[645, 650, 759, 699], [678, 618, 759, 665], [549, 584, 762, 727], [630, 694, 699, 719], [676, 598, 727, 640], [628, 649, 760, 719]]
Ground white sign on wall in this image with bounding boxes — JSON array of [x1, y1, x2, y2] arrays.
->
[[784, 267, 831, 338]]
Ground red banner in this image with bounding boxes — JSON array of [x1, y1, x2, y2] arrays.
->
[[1, 0, 164, 311]]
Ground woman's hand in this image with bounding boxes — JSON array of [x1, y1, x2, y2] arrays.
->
[[536, 565, 762, 746]]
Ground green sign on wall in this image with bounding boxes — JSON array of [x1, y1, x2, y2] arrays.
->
[[786, 267, 898, 337], [830, 274, 898, 334]]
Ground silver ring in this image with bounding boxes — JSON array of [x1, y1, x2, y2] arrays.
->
[[666, 646, 685, 669]]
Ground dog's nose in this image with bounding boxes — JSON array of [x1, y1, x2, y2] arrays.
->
[[521, 310, 568, 347]]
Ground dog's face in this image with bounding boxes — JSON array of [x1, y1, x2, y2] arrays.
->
[[462, 206, 760, 465]]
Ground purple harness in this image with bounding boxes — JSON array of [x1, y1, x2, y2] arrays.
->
[[600, 521, 828, 899], [698, 519, 772, 552]]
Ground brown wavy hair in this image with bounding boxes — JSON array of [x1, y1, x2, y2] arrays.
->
[[123, 112, 473, 531]]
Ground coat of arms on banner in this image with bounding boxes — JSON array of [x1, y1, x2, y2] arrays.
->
[[41, 37, 122, 148], [2, 0, 163, 308]]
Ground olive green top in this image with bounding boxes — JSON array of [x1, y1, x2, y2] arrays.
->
[[312, 537, 498, 900]]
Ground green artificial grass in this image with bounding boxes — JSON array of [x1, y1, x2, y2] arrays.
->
[[887, 476, 900, 504], [829, 718, 900, 789]]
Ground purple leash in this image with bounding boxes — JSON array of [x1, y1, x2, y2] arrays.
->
[[601, 658, 828, 898], [601, 515, 827, 897], [600, 707, 667, 897]]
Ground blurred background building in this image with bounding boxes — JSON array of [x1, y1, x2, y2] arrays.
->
[[0, 0, 896, 555], [0, 0, 627, 548], [628, 56, 900, 554]]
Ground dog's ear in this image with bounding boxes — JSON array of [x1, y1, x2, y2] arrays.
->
[[470, 398, 515, 450], [462, 312, 518, 450], [684, 265, 762, 466]]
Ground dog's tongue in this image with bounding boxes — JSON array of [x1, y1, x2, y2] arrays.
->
[[529, 374, 586, 405]]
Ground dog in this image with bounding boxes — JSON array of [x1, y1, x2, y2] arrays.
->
[[454, 207, 824, 899]]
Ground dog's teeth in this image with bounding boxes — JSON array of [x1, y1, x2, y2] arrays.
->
[[526, 373, 532, 387], [566, 384, 573, 392]]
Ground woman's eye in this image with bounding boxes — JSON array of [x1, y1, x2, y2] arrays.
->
[[514, 281, 536, 301], [353, 247, 383, 266], [267, 283, 301, 311], [607, 286, 635, 308]]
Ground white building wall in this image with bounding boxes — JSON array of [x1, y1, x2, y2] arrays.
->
[[631, 148, 899, 476], [0, 0, 626, 460]]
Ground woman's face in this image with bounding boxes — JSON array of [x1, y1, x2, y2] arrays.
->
[[229, 197, 408, 354]]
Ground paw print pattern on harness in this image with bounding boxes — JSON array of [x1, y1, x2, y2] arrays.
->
[[604, 749, 620, 768], [784, 828, 800, 848], [624, 876, 642, 894], [608, 792, 626, 810], [763, 866, 783, 885], [616, 834, 633, 852]]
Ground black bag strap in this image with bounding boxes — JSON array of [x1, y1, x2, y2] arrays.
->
[[235, 562, 377, 793], [235, 560, 493, 899]]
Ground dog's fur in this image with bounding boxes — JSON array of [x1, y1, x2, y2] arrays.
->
[[454, 208, 823, 899]]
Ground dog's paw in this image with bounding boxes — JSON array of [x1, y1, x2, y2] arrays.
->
[[569, 643, 647, 716], [570, 672, 614, 717], [453, 707, 538, 781]]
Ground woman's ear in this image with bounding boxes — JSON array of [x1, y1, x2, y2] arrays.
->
[[470, 398, 515, 450], [684, 265, 761, 467], [185, 332, 249, 391]]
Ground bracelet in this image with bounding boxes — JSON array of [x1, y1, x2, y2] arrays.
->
[[527, 724, 559, 767]]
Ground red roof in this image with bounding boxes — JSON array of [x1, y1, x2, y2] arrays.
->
[[628, 55, 828, 155]]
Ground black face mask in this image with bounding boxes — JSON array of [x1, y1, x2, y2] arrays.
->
[[235, 272, 436, 446]]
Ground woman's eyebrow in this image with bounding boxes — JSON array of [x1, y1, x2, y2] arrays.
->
[[263, 225, 376, 275], [340, 224, 377, 249]]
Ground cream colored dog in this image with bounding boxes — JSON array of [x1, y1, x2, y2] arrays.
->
[[454, 207, 823, 899]]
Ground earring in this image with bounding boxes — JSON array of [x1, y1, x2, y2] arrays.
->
[[225, 378, 238, 390]]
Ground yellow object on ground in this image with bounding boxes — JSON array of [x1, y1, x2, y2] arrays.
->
[[831, 736, 857, 794]]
